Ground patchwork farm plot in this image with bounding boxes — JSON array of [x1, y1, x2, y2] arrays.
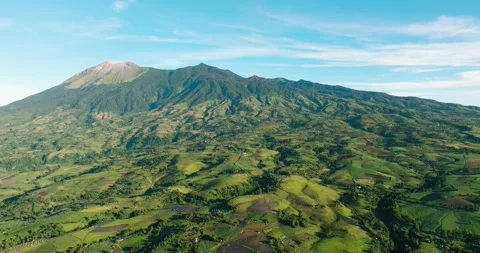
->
[[0, 69, 479, 252]]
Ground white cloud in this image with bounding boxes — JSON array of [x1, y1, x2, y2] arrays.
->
[[212, 23, 262, 33], [0, 84, 40, 106], [143, 46, 288, 67], [202, 19, 480, 67], [172, 29, 196, 37], [22, 17, 123, 37], [339, 71, 480, 106], [0, 18, 13, 29], [401, 16, 480, 39], [299, 62, 369, 68], [105, 34, 193, 43], [292, 42, 480, 67], [390, 67, 449, 73], [178, 33, 480, 67], [258, 63, 291, 67], [391, 89, 480, 106], [76, 17, 124, 37], [264, 13, 480, 40], [113, 0, 135, 12], [437, 89, 480, 106], [263, 11, 386, 40], [239, 34, 297, 47], [343, 70, 480, 91], [141, 38, 480, 68], [389, 91, 435, 98], [172, 46, 284, 64], [106, 23, 480, 69]]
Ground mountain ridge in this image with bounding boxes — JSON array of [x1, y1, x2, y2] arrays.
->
[[1, 62, 479, 117]]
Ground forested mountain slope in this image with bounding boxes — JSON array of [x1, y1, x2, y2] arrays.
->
[[0, 62, 479, 252]]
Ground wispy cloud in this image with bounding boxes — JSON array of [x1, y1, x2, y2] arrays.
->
[[143, 35, 480, 68], [238, 34, 296, 47], [388, 89, 480, 106], [401, 16, 480, 39], [390, 67, 449, 73], [20, 17, 123, 37], [292, 42, 480, 67], [344, 70, 480, 91], [264, 12, 480, 40], [218, 15, 480, 68], [113, 0, 135, 12], [258, 35, 480, 67], [258, 63, 291, 67], [76, 17, 124, 37], [94, 15, 480, 69], [172, 46, 285, 63], [299, 62, 370, 68], [172, 29, 196, 37], [0, 18, 13, 29], [389, 91, 435, 98], [105, 34, 193, 43], [263, 11, 382, 40], [141, 46, 288, 67], [337, 70, 480, 105], [212, 23, 262, 33]]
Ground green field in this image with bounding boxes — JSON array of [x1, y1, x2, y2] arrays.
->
[[0, 63, 479, 252]]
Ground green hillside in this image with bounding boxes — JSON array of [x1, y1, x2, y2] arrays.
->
[[0, 62, 479, 252]]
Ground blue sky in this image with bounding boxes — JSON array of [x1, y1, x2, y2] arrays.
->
[[1, 0, 480, 106]]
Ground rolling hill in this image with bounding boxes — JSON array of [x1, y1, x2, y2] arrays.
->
[[0, 62, 479, 252]]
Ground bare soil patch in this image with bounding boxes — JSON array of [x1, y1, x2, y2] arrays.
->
[[357, 145, 391, 155], [444, 197, 475, 210], [466, 159, 480, 172], [367, 173, 392, 181], [248, 200, 278, 214], [171, 205, 197, 213], [92, 224, 129, 233], [0, 175, 16, 186], [455, 177, 475, 183], [221, 232, 272, 253], [288, 194, 313, 207], [356, 178, 375, 185], [37, 191, 50, 200]]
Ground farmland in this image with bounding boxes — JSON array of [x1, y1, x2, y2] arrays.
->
[[0, 63, 479, 252]]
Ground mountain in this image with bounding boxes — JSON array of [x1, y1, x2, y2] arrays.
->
[[4, 62, 475, 115], [0, 62, 479, 252]]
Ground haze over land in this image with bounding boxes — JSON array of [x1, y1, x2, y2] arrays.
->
[[2, 1, 480, 106]]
